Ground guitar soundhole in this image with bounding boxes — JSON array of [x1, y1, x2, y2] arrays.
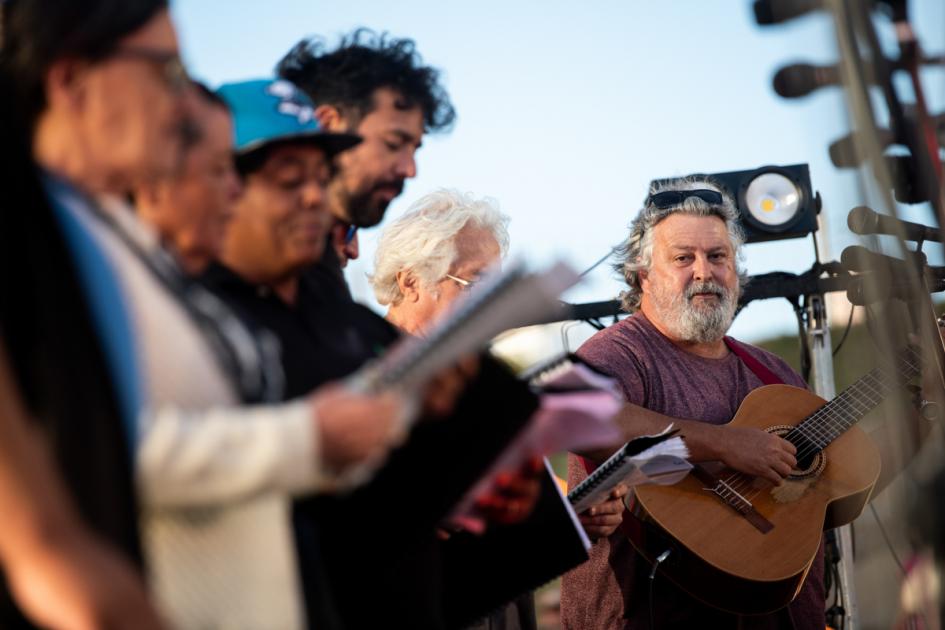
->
[[764, 425, 826, 480]]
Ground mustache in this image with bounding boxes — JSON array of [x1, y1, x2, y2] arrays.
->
[[372, 179, 405, 196], [685, 281, 727, 301]]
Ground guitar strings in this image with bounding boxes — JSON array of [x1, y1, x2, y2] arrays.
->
[[715, 350, 919, 503], [734, 352, 918, 502], [737, 352, 918, 503], [718, 374, 886, 500], [786, 350, 918, 465]]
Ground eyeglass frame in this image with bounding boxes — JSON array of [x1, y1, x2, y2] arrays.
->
[[344, 224, 358, 245], [444, 273, 477, 291], [107, 46, 190, 93]]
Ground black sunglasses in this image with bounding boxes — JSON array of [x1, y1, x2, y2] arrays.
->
[[646, 189, 724, 209]]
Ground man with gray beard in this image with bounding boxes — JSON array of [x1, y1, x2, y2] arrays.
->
[[560, 177, 824, 629]]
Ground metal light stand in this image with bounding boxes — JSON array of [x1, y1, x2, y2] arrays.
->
[[804, 293, 858, 630]]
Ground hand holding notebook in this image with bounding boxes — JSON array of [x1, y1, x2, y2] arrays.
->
[[568, 425, 692, 513]]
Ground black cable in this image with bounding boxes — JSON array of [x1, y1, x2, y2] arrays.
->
[[583, 318, 606, 331], [870, 503, 907, 575], [823, 530, 845, 630], [866, 503, 934, 630], [648, 575, 656, 630], [832, 304, 857, 357], [791, 296, 812, 382], [647, 550, 671, 630], [864, 305, 882, 350], [834, 562, 845, 630], [579, 246, 620, 278]]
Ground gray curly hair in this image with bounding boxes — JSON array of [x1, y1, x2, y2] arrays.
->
[[614, 176, 747, 312]]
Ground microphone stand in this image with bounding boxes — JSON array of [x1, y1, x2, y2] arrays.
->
[[799, 273, 853, 630], [830, 4, 945, 622]]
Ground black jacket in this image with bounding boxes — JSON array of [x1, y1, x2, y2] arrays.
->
[[202, 262, 543, 629]]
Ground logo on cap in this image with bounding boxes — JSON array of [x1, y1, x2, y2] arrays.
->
[[266, 80, 315, 125]]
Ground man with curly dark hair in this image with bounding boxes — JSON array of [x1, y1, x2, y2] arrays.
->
[[277, 28, 455, 230]]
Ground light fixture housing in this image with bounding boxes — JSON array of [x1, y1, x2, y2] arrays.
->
[[713, 163, 818, 243]]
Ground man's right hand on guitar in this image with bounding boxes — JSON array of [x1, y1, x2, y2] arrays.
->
[[714, 426, 797, 485]]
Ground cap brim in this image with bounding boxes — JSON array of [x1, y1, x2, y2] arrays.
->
[[237, 130, 362, 159], [312, 131, 363, 156]]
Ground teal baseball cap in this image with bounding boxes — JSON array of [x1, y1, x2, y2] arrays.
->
[[216, 78, 361, 158]]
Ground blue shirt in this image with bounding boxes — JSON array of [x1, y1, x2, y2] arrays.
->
[[44, 174, 143, 444]]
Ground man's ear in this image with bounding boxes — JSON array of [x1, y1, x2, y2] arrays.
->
[[396, 269, 421, 303], [637, 267, 650, 293], [314, 104, 346, 132], [45, 57, 88, 113]]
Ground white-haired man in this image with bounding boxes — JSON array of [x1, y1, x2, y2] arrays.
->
[[560, 178, 823, 629], [374, 188, 629, 533], [372, 189, 507, 335], [372, 189, 632, 630]]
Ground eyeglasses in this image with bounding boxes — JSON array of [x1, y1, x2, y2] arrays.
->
[[646, 189, 724, 209], [110, 46, 190, 93], [344, 224, 358, 245], [445, 273, 477, 291]]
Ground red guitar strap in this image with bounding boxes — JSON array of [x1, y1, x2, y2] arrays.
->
[[577, 337, 783, 539], [723, 336, 784, 386]]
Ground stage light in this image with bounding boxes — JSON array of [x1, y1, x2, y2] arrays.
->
[[695, 163, 819, 243], [744, 172, 801, 227]]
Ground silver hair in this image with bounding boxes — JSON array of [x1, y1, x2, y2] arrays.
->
[[613, 175, 747, 312], [370, 188, 510, 306]]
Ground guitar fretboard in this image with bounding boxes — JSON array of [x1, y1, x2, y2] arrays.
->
[[786, 347, 920, 452]]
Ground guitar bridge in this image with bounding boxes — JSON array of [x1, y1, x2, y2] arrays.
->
[[693, 466, 775, 534]]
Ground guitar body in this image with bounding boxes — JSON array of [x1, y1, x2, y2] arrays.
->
[[629, 384, 881, 615]]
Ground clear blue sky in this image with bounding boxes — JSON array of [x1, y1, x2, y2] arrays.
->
[[172, 0, 945, 344]]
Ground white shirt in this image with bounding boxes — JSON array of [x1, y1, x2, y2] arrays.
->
[[53, 189, 323, 630]]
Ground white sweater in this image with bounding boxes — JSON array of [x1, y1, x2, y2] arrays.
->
[[55, 189, 326, 630]]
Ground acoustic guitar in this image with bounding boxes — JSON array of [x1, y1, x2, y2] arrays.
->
[[627, 347, 920, 615]]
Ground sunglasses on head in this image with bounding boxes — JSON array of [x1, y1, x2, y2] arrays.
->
[[646, 189, 724, 209]]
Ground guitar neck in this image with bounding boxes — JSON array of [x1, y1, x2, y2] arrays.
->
[[787, 347, 920, 451]]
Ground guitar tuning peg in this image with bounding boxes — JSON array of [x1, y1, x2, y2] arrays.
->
[[907, 384, 940, 421]]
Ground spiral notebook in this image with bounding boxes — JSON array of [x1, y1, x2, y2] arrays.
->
[[522, 353, 622, 397], [568, 425, 692, 513], [349, 259, 579, 396]]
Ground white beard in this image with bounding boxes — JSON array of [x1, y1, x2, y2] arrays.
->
[[649, 279, 737, 344]]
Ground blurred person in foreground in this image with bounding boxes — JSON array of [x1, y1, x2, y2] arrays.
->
[[371, 189, 630, 630], [277, 28, 455, 299], [201, 82, 549, 628], [125, 76, 411, 629], [6, 4, 409, 628], [0, 0, 197, 627], [135, 83, 242, 276]]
